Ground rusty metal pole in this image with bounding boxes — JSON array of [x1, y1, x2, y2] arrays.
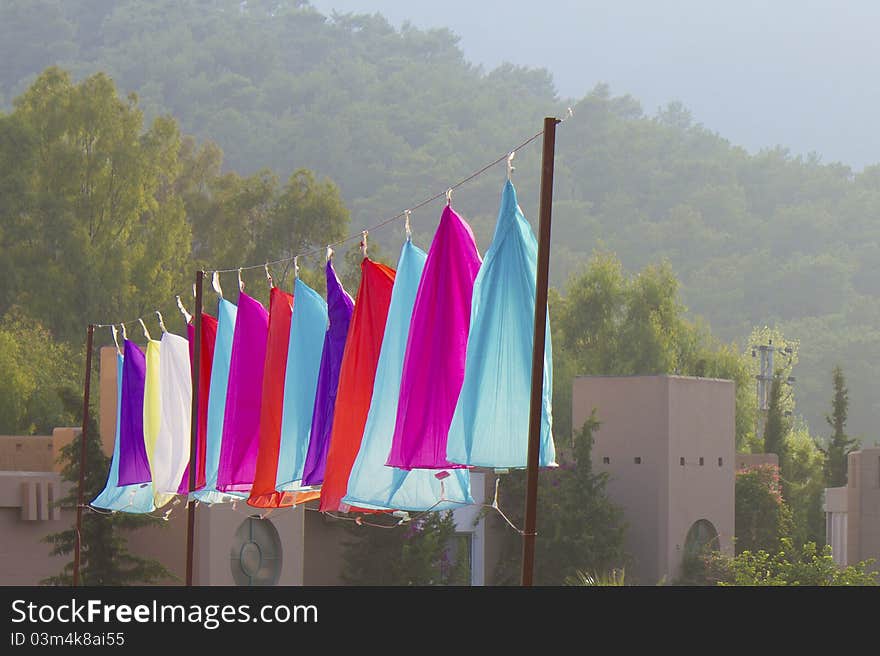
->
[[73, 323, 95, 586], [185, 270, 204, 586], [521, 117, 559, 586]]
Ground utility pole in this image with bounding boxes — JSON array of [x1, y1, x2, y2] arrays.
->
[[521, 116, 559, 587], [751, 338, 795, 442]]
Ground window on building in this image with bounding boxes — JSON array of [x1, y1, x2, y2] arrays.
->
[[718, 457, 723, 467], [444, 533, 473, 585], [634, 457, 641, 464], [680, 457, 685, 466], [231, 516, 282, 586], [602, 456, 610, 464], [699, 457, 704, 466]]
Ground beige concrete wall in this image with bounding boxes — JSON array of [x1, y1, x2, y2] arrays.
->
[[0, 435, 55, 472], [573, 376, 668, 584], [573, 375, 735, 585], [852, 448, 880, 568], [0, 473, 72, 585], [125, 502, 306, 586], [666, 377, 735, 581], [0, 507, 73, 585], [302, 504, 349, 585], [99, 346, 118, 458], [826, 449, 880, 569], [124, 502, 188, 583], [847, 450, 861, 565], [0, 428, 81, 475]]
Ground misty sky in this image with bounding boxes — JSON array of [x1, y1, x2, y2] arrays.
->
[[309, 0, 880, 169]]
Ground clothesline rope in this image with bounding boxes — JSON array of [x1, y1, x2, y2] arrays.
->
[[83, 477, 528, 533], [92, 111, 571, 330]]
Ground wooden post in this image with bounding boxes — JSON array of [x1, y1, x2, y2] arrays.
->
[[521, 117, 560, 586], [73, 323, 95, 586], [185, 270, 204, 586]]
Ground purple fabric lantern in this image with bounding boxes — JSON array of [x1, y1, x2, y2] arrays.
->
[[301, 259, 354, 486]]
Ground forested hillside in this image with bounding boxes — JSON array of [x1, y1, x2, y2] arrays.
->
[[1, 0, 879, 440]]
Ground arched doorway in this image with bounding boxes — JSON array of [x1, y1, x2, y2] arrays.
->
[[684, 519, 719, 559]]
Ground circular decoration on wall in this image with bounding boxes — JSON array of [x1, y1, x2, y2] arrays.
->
[[230, 515, 282, 586]]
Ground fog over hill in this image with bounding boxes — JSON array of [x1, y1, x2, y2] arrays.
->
[[312, 0, 880, 169]]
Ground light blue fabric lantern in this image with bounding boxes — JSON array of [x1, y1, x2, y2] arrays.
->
[[447, 180, 556, 468], [195, 297, 246, 503], [275, 277, 328, 491], [343, 239, 472, 510], [91, 352, 156, 513]]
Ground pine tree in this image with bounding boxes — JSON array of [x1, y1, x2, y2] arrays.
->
[[763, 371, 790, 462], [42, 390, 173, 585], [341, 510, 468, 585], [822, 366, 859, 487], [493, 411, 628, 585]]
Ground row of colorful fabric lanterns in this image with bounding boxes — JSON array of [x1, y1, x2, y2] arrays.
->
[[92, 180, 556, 515]]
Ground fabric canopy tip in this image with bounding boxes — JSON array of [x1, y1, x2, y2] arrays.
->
[[300, 259, 354, 487], [385, 205, 482, 471], [91, 352, 156, 514], [275, 277, 329, 492], [248, 286, 294, 509], [446, 180, 556, 470], [216, 292, 269, 493], [195, 297, 241, 504], [116, 339, 152, 486], [318, 257, 396, 512], [151, 331, 193, 507], [344, 239, 472, 511], [178, 313, 218, 495]]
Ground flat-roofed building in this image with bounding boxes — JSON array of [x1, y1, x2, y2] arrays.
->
[[824, 447, 880, 570], [572, 375, 735, 584]]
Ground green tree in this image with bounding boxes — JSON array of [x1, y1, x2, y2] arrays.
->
[[341, 510, 469, 586], [179, 146, 350, 305], [551, 253, 755, 448], [0, 67, 191, 344], [0, 308, 78, 434], [7, 2, 880, 442], [493, 413, 628, 585], [782, 424, 826, 547], [734, 464, 793, 555], [763, 371, 791, 463], [42, 391, 172, 585], [710, 539, 877, 586], [822, 365, 859, 487]]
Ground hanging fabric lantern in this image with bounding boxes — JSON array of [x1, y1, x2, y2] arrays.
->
[[344, 240, 472, 511], [386, 205, 482, 469], [248, 286, 294, 508], [217, 292, 269, 492], [319, 257, 396, 512], [177, 313, 218, 494], [195, 298, 245, 504], [151, 331, 192, 508], [142, 337, 162, 481], [275, 277, 327, 493], [91, 351, 156, 513], [301, 259, 354, 487], [447, 180, 556, 468], [117, 339, 151, 486]]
